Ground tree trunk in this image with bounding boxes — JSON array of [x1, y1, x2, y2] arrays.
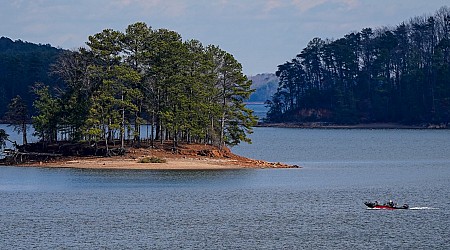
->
[[22, 122, 27, 145], [219, 110, 225, 150], [121, 93, 125, 149], [151, 111, 155, 148]]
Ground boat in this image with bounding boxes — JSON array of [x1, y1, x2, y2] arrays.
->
[[364, 201, 409, 210]]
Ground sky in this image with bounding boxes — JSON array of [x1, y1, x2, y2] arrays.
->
[[1, 0, 449, 75]]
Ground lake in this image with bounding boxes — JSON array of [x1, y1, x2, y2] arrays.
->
[[1, 127, 450, 248], [246, 103, 269, 121]]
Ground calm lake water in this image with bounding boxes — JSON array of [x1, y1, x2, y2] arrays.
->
[[1, 127, 450, 249], [246, 103, 269, 121]]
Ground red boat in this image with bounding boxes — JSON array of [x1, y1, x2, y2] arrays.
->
[[364, 201, 409, 210]]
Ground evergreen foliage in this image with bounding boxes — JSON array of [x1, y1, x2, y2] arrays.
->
[[267, 7, 450, 125], [30, 22, 256, 153]]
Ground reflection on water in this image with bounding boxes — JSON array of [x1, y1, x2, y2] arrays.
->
[[0, 167, 257, 191]]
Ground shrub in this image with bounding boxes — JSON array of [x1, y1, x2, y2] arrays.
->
[[138, 156, 167, 163]]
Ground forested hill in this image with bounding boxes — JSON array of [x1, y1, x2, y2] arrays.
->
[[0, 37, 64, 117], [248, 73, 278, 103], [266, 6, 450, 125]]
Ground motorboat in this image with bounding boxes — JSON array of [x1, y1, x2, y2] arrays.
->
[[364, 201, 409, 210]]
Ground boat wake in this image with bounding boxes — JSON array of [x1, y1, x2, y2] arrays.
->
[[409, 207, 438, 210], [366, 206, 438, 210], [366, 207, 399, 210]]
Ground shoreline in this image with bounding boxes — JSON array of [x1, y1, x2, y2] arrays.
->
[[16, 156, 296, 170], [256, 122, 448, 129], [9, 145, 299, 170]]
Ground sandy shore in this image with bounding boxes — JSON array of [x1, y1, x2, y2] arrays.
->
[[11, 143, 298, 170], [19, 154, 296, 170]]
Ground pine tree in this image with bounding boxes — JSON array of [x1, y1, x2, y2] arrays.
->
[[208, 46, 257, 148], [32, 83, 60, 143]]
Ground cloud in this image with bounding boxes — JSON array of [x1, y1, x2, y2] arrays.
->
[[251, 0, 361, 18], [2, 0, 447, 75], [263, 0, 285, 13], [291, 0, 360, 12], [112, 0, 188, 17]]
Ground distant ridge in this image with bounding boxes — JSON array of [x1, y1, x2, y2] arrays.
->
[[248, 73, 278, 103]]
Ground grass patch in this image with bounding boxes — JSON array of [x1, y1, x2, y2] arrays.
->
[[138, 156, 167, 164]]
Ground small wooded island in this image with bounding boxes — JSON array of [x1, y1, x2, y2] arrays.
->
[[0, 23, 296, 169]]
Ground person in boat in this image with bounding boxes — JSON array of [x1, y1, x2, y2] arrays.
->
[[388, 200, 394, 207]]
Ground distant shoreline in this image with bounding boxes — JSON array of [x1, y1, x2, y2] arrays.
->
[[245, 102, 266, 105], [256, 122, 448, 129]]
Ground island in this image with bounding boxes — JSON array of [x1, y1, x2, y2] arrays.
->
[[0, 23, 300, 170]]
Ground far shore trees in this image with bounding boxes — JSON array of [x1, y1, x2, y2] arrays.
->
[[30, 22, 256, 155], [266, 6, 450, 125]]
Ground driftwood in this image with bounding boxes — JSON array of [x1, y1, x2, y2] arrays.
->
[[2, 151, 63, 165], [1, 141, 128, 165]]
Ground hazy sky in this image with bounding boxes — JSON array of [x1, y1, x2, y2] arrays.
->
[[1, 0, 448, 75]]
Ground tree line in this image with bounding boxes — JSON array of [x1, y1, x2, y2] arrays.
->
[[0, 37, 63, 118], [1, 22, 256, 154], [266, 7, 450, 125]]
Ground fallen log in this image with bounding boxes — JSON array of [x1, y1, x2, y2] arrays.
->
[[2, 151, 63, 165]]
